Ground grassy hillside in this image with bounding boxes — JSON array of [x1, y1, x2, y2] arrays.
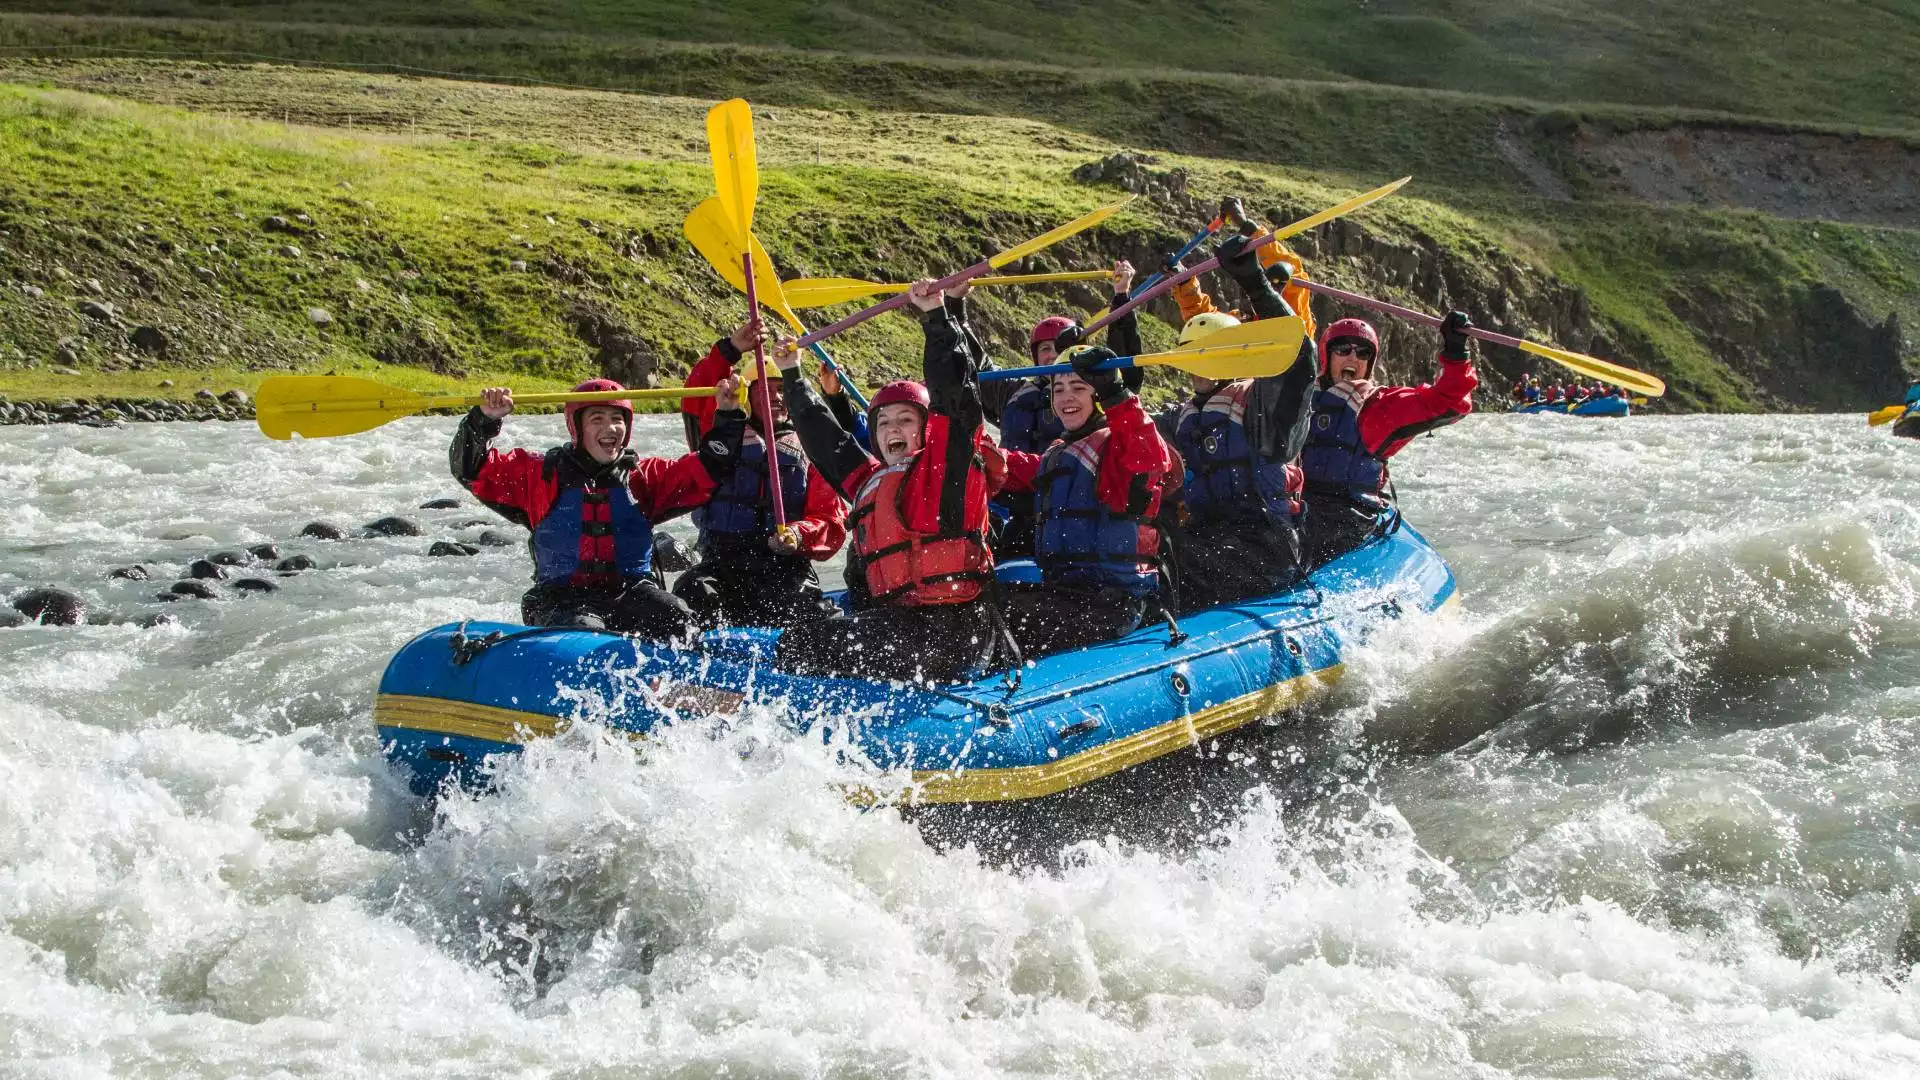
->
[[0, 66, 1913, 416], [2, 0, 1916, 132]]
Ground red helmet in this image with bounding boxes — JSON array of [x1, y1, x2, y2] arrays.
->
[[1028, 316, 1080, 359], [1316, 318, 1381, 378], [564, 378, 632, 448], [867, 379, 929, 422]]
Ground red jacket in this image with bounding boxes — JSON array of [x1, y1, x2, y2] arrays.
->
[[462, 444, 717, 530], [680, 338, 746, 446], [1344, 357, 1479, 460], [999, 397, 1175, 510]]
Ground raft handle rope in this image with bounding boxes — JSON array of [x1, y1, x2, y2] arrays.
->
[[448, 622, 505, 666]]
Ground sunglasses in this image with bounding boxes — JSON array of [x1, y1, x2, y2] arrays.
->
[[1328, 343, 1375, 358]]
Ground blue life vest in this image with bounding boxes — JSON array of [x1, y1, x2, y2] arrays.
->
[[531, 479, 655, 587], [1173, 380, 1304, 530], [1301, 386, 1388, 510], [1034, 428, 1161, 597], [1906, 383, 1920, 408], [999, 380, 1063, 453], [699, 428, 808, 553]]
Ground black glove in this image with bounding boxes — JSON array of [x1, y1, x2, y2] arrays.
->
[[1051, 323, 1086, 354], [1214, 232, 1267, 292], [1439, 310, 1473, 361], [1069, 345, 1129, 406], [1161, 251, 1183, 277], [1264, 258, 1293, 291], [1218, 195, 1248, 229]]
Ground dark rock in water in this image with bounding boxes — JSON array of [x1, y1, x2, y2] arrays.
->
[[299, 521, 346, 541], [475, 530, 515, 547], [419, 498, 462, 510], [138, 612, 178, 628], [428, 541, 479, 557], [275, 554, 317, 572], [188, 559, 227, 580], [231, 578, 279, 593], [208, 550, 248, 566], [0, 611, 26, 628], [364, 516, 424, 537], [108, 565, 150, 581], [169, 580, 218, 599], [454, 519, 493, 529], [247, 542, 280, 562], [10, 587, 87, 625]]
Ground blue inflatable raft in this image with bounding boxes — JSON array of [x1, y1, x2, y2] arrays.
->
[[374, 521, 1456, 805], [1511, 396, 1631, 417]]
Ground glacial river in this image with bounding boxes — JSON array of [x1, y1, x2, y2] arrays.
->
[[3, 412, 1918, 1077]]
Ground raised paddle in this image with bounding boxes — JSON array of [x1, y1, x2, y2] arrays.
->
[[1078, 177, 1411, 340], [1085, 217, 1223, 326], [781, 270, 1112, 309], [1869, 404, 1908, 426], [1292, 279, 1668, 398], [683, 198, 871, 411], [254, 375, 718, 441], [978, 316, 1307, 383], [707, 98, 793, 537], [793, 194, 1136, 349]]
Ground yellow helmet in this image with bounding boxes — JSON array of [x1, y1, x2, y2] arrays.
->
[[1059, 343, 1099, 363], [1178, 311, 1241, 346]]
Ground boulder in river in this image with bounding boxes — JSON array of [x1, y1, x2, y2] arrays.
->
[[247, 542, 280, 562], [188, 559, 227, 580], [363, 516, 424, 537], [428, 541, 480, 557], [299, 521, 346, 541], [10, 587, 87, 625], [208, 550, 248, 566], [475, 530, 515, 547], [419, 498, 462, 510], [275, 554, 317, 572], [231, 578, 279, 593], [108, 565, 150, 581], [168, 580, 218, 599]]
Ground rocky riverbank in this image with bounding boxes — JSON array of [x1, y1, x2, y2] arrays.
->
[[0, 388, 253, 425]]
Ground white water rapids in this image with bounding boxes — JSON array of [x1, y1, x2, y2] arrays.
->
[[3, 412, 1919, 1077]]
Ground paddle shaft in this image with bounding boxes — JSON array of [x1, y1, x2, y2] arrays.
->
[[1131, 220, 1220, 299], [743, 252, 789, 527], [1080, 227, 1278, 338], [977, 352, 1152, 381], [271, 385, 717, 419], [795, 256, 991, 348]]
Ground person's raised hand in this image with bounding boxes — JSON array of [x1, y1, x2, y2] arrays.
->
[[1218, 195, 1249, 229], [1440, 310, 1474, 361], [771, 337, 803, 373], [944, 278, 972, 301], [479, 386, 514, 419], [729, 319, 765, 356], [906, 278, 944, 312], [1111, 259, 1136, 295], [714, 374, 744, 413], [767, 528, 800, 555], [818, 361, 843, 397]]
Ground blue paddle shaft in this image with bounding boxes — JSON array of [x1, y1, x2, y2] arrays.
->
[[978, 355, 1138, 382], [1130, 221, 1218, 299], [807, 342, 868, 411]]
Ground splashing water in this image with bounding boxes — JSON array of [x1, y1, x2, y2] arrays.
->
[[3, 413, 1918, 1077]]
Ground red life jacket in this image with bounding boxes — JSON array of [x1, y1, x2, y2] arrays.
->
[[848, 455, 996, 607]]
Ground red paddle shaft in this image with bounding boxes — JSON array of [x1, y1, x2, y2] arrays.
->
[[742, 252, 788, 527], [794, 256, 993, 349]]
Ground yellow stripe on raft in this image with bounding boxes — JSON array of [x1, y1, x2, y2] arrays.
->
[[373, 693, 567, 743], [897, 664, 1344, 804]]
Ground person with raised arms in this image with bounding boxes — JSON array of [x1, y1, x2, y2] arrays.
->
[[978, 261, 1144, 557], [1299, 303, 1479, 565], [450, 378, 741, 638], [991, 340, 1179, 657], [768, 279, 1006, 683], [670, 370, 847, 630], [1142, 212, 1322, 610]]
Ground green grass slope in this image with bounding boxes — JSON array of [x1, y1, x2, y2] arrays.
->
[[0, 68, 1912, 416], [3, 0, 1916, 131]]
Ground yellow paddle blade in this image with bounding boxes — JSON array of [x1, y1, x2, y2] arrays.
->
[[684, 199, 805, 333], [256, 376, 443, 440], [1869, 404, 1907, 427], [1135, 316, 1307, 381], [256, 376, 715, 440], [706, 98, 758, 238], [1267, 175, 1411, 244], [1517, 339, 1666, 398], [988, 195, 1135, 269]]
